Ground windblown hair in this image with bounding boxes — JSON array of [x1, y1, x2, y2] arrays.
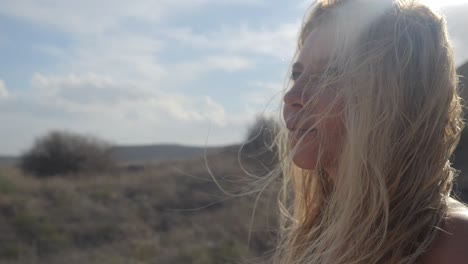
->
[[273, 0, 464, 263]]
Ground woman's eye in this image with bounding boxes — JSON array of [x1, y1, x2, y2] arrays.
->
[[291, 71, 302, 81]]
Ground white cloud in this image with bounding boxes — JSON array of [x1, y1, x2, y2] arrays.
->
[[176, 55, 254, 73], [0, 70, 239, 154], [28, 72, 228, 125], [171, 55, 255, 85], [0, 80, 9, 99], [166, 23, 300, 60], [0, 102, 240, 155], [422, 0, 468, 8], [30, 73, 150, 105], [42, 31, 168, 83], [243, 81, 284, 117], [204, 56, 254, 72], [156, 95, 226, 126], [0, 0, 267, 36], [249, 81, 284, 92]]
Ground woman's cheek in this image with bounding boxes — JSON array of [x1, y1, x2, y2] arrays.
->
[[291, 135, 320, 170]]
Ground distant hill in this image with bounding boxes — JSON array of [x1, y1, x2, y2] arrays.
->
[[109, 144, 235, 164], [0, 144, 241, 166], [0, 156, 18, 165]]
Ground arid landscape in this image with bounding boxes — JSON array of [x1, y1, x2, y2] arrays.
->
[[0, 114, 283, 264], [0, 145, 278, 264]]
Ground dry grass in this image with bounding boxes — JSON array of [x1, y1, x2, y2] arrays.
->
[[0, 147, 279, 264]]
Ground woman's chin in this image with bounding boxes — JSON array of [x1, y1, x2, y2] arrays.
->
[[292, 154, 318, 170]]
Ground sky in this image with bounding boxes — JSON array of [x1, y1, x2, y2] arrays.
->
[[0, 0, 467, 155]]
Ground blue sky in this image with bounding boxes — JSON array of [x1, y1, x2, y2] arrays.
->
[[1, 0, 468, 155]]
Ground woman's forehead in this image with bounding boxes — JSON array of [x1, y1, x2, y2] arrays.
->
[[296, 28, 336, 71]]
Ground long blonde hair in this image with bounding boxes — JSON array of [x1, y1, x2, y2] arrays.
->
[[273, 0, 464, 263]]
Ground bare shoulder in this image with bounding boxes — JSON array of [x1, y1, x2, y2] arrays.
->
[[421, 198, 468, 264]]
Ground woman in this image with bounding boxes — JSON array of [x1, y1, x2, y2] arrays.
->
[[275, 0, 468, 263]]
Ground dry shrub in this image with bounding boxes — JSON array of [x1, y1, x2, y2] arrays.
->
[[242, 115, 280, 171], [20, 131, 115, 177]]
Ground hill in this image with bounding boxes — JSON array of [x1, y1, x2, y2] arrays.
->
[[0, 155, 18, 165], [0, 144, 235, 167], [109, 144, 227, 164]]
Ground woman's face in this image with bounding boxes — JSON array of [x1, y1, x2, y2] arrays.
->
[[283, 27, 345, 173]]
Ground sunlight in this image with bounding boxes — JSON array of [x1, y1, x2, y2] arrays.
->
[[421, 0, 468, 8]]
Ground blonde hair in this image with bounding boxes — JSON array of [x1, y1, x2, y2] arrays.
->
[[272, 0, 464, 263]]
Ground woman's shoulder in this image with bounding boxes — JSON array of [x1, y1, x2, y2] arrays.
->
[[421, 197, 468, 264]]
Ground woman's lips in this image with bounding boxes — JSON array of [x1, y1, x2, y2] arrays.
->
[[291, 128, 317, 138], [285, 115, 317, 137]]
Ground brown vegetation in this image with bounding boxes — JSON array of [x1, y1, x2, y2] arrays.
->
[[0, 146, 278, 264], [241, 115, 280, 171], [20, 131, 115, 177]]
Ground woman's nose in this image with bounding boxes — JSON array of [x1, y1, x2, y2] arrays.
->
[[283, 85, 304, 107]]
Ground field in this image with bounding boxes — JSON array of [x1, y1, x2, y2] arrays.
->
[[0, 146, 278, 264]]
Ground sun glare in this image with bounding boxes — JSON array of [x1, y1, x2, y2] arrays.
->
[[421, 0, 468, 8]]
